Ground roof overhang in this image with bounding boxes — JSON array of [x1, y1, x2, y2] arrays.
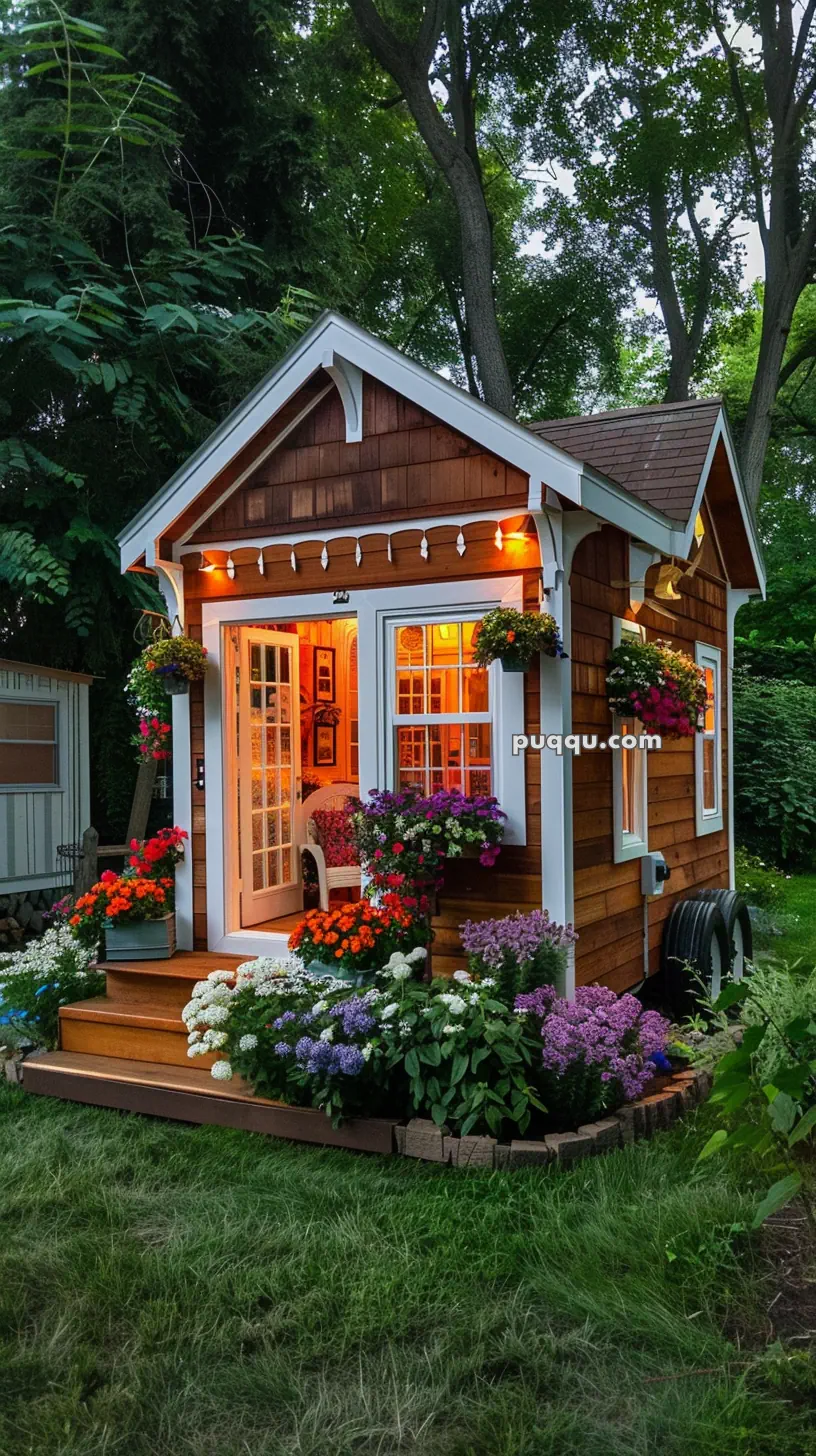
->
[[118, 311, 588, 571]]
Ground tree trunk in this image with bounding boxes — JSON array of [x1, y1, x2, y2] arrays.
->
[[347, 0, 515, 417]]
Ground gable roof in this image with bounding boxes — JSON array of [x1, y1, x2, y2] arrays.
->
[[528, 398, 723, 524], [118, 310, 588, 570], [118, 309, 763, 592]]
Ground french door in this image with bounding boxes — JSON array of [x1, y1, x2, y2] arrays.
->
[[238, 629, 302, 925]]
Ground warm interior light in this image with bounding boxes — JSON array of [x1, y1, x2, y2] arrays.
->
[[438, 624, 450, 639], [503, 513, 534, 541], [199, 555, 216, 573]]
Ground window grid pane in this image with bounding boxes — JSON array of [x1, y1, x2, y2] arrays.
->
[[394, 618, 492, 795]]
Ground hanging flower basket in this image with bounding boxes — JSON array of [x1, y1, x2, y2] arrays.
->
[[139, 636, 208, 696], [471, 607, 566, 672], [606, 638, 708, 739]]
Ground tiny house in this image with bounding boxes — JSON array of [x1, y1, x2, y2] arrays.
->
[[115, 312, 764, 994], [0, 659, 91, 899]]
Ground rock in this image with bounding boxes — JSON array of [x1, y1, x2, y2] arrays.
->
[[15, 900, 33, 929], [615, 1101, 647, 1145], [577, 1118, 622, 1152], [403, 1118, 449, 1162], [509, 1139, 552, 1167], [454, 1135, 496, 1168], [544, 1131, 596, 1162], [28, 910, 44, 936]]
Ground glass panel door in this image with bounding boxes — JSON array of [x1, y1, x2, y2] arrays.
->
[[238, 629, 302, 925]]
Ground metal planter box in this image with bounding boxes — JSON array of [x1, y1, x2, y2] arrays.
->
[[104, 913, 176, 961]]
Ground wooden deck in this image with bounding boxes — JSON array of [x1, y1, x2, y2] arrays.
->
[[23, 949, 397, 1153]]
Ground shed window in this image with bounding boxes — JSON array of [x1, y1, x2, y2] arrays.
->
[[0, 701, 58, 786], [392, 620, 492, 795], [695, 643, 723, 834]]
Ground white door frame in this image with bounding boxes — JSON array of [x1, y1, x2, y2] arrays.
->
[[199, 576, 543, 959]]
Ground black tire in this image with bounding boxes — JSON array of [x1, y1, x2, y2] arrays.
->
[[660, 898, 732, 1018], [690, 888, 752, 978]]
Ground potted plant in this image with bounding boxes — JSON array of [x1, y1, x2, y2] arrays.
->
[[69, 871, 177, 960], [350, 786, 507, 914], [139, 636, 208, 696], [606, 638, 708, 738], [472, 607, 566, 672], [287, 897, 424, 985]]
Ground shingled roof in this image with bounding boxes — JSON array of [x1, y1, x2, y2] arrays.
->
[[527, 397, 723, 524]]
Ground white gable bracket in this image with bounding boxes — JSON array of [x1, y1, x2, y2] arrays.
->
[[322, 351, 363, 442]]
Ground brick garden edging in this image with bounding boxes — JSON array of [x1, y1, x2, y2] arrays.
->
[[395, 1066, 712, 1168]]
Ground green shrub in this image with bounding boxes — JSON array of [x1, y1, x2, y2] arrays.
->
[[732, 673, 816, 866], [733, 846, 787, 911]]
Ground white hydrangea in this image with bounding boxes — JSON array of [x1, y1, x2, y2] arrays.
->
[[202, 1029, 228, 1049], [238, 1034, 258, 1052], [211, 1060, 233, 1080], [191, 980, 210, 998], [442, 1023, 460, 1035], [469, 993, 480, 1005], [437, 992, 466, 1016], [407, 946, 427, 965], [201, 1003, 230, 1026], [398, 1020, 412, 1037], [380, 1002, 398, 1019], [362, 1043, 374, 1062], [480, 977, 496, 989], [388, 963, 412, 981], [188, 1042, 211, 1057], [0, 924, 97, 986], [319, 1025, 334, 1043], [312, 999, 328, 1014], [452, 969, 471, 984]]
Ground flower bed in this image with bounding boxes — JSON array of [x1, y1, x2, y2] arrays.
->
[[183, 942, 677, 1148], [606, 637, 708, 738], [286, 898, 424, 982], [461, 909, 576, 1004]]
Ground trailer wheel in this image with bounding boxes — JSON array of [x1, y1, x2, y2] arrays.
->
[[661, 898, 732, 1017], [690, 888, 752, 981]]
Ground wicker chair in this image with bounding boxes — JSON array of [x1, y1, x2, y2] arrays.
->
[[298, 782, 361, 911]]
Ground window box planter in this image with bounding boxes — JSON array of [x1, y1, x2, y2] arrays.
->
[[305, 959, 375, 988], [104, 913, 176, 961]]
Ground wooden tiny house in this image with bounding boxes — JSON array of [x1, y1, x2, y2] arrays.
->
[[109, 312, 764, 992], [24, 311, 765, 1130]]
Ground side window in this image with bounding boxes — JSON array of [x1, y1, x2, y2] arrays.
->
[[0, 700, 59, 788], [612, 619, 649, 862], [695, 643, 723, 834]]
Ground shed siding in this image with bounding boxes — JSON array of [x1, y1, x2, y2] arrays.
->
[[0, 667, 90, 890], [571, 525, 729, 991]]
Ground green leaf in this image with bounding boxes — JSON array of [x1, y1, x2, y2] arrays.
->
[[450, 1052, 469, 1085], [769, 1092, 798, 1135], [788, 1103, 816, 1146], [713, 981, 750, 1012], [418, 1042, 441, 1067], [751, 1173, 802, 1229], [405, 1048, 420, 1079], [431, 1103, 448, 1127], [697, 1129, 728, 1162]]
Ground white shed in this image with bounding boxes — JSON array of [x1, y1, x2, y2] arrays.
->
[[0, 659, 91, 895]]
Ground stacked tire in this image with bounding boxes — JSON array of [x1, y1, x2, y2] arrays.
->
[[660, 890, 752, 1018]]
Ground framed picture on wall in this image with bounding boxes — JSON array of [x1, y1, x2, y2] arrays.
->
[[314, 645, 335, 703], [315, 723, 336, 766]]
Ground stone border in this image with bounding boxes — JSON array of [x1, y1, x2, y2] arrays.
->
[[394, 1066, 712, 1168]]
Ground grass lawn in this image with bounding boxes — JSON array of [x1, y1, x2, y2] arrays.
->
[[751, 871, 816, 967], [2, 1083, 814, 1456]]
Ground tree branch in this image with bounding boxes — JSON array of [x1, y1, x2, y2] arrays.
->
[[710, 6, 769, 250]]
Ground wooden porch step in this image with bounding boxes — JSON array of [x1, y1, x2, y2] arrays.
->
[[59, 997, 212, 1069], [22, 1051, 398, 1154], [99, 951, 246, 1011]]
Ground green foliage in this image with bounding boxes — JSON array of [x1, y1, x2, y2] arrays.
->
[[140, 634, 208, 683], [733, 846, 787, 912], [699, 971, 816, 1229], [735, 636, 816, 685], [125, 653, 172, 717], [471, 607, 565, 667], [732, 674, 816, 865]]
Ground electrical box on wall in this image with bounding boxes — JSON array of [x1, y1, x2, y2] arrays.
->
[[641, 851, 671, 896]]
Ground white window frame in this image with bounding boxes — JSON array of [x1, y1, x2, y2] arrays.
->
[[388, 615, 493, 801], [611, 617, 649, 863], [0, 696, 61, 792], [695, 641, 723, 835], [199, 576, 527, 958]]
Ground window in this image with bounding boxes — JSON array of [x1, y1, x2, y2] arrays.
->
[[392, 619, 492, 795], [612, 619, 649, 862], [695, 643, 723, 834], [0, 700, 58, 787]]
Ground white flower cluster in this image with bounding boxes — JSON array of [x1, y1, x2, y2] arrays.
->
[[182, 971, 242, 1073], [0, 924, 97, 989], [382, 947, 426, 981]]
